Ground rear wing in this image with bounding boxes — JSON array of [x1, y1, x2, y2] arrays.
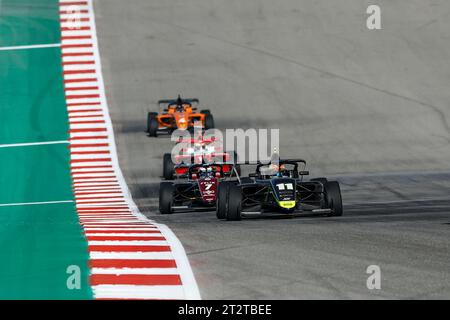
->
[[175, 137, 217, 144], [174, 154, 234, 165], [158, 98, 199, 106], [231, 158, 308, 182], [174, 162, 236, 180]]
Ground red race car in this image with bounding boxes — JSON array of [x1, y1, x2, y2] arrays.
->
[[162, 135, 239, 180], [159, 163, 239, 214]]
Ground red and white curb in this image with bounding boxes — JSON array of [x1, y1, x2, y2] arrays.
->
[[59, 0, 200, 300]]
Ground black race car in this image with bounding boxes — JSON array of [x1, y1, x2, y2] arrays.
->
[[159, 163, 239, 214], [216, 159, 343, 221]]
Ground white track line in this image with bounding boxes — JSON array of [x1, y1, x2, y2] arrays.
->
[[0, 200, 74, 207], [0, 43, 61, 51], [0, 140, 70, 148]]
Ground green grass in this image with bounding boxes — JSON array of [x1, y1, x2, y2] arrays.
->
[[0, 203, 92, 299], [0, 144, 73, 204], [0, 47, 69, 145], [0, 0, 60, 47]]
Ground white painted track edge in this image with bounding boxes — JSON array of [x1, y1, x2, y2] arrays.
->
[[85, 0, 201, 299]]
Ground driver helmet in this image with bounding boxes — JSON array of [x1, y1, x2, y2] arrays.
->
[[198, 167, 210, 178], [267, 163, 279, 173], [272, 164, 286, 177], [278, 164, 287, 177]]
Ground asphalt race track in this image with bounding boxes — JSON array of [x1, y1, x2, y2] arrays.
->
[[93, 0, 450, 298]]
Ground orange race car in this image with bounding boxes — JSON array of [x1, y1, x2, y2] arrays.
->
[[146, 96, 215, 137]]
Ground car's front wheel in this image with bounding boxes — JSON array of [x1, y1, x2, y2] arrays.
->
[[324, 181, 343, 216], [163, 153, 175, 180], [204, 114, 215, 130], [148, 112, 159, 137], [216, 182, 230, 219], [159, 182, 174, 214], [226, 185, 242, 221]]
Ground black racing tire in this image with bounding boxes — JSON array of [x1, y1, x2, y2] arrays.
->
[[216, 182, 230, 220], [146, 112, 157, 132], [324, 181, 343, 217], [200, 109, 211, 115], [226, 185, 242, 221], [311, 177, 328, 184], [163, 153, 175, 180], [204, 114, 215, 130], [159, 182, 174, 214], [147, 112, 159, 137]]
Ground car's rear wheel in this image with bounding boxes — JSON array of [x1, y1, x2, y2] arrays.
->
[[159, 182, 174, 214], [204, 114, 215, 130], [226, 185, 242, 221], [148, 112, 159, 137], [216, 182, 230, 219], [163, 153, 175, 180], [200, 109, 211, 115], [324, 181, 343, 216]]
